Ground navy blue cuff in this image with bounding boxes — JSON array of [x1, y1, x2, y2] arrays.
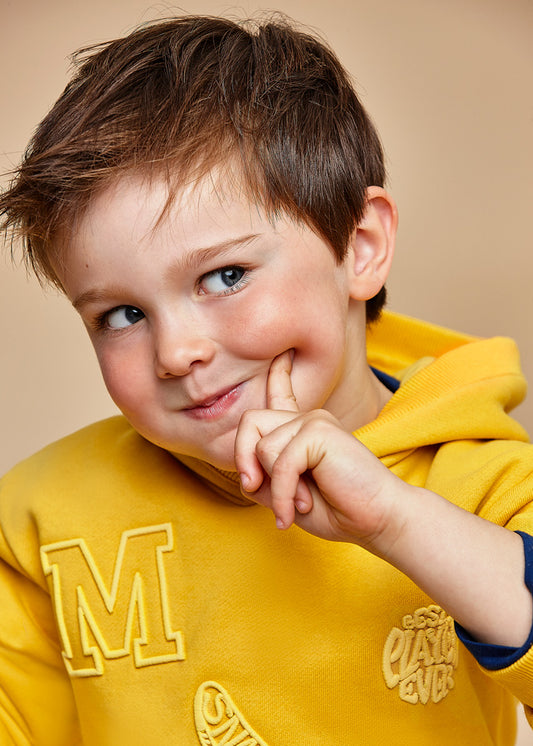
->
[[455, 531, 533, 670]]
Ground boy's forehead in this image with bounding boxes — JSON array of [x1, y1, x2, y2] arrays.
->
[[76, 164, 334, 265], [84, 168, 266, 239], [59, 169, 293, 284]]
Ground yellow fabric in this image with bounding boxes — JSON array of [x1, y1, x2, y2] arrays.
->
[[0, 310, 532, 745]]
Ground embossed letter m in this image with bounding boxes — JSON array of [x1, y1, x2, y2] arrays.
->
[[40, 524, 185, 677]]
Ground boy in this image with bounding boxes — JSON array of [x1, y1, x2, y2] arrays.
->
[[0, 14, 532, 745]]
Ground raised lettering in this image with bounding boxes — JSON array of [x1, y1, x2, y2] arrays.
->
[[40, 524, 185, 676]]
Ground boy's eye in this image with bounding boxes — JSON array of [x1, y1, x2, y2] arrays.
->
[[105, 305, 145, 329], [199, 266, 247, 295]]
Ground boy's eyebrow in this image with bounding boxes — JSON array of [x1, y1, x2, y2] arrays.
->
[[72, 232, 261, 311], [178, 233, 260, 273]]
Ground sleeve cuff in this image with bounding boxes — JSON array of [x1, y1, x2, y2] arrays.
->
[[454, 531, 533, 671]]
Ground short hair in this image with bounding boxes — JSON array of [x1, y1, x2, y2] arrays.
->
[[0, 14, 387, 321]]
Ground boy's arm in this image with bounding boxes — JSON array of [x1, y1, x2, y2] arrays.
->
[[235, 352, 533, 649]]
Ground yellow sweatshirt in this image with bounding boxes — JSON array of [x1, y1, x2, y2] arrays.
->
[[0, 311, 532, 745]]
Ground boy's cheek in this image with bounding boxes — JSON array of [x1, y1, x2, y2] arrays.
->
[[229, 296, 335, 361], [92, 348, 144, 410]]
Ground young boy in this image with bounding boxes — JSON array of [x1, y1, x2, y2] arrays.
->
[[1, 15, 532, 745]]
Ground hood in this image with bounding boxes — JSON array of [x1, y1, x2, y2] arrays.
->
[[360, 311, 529, 457]]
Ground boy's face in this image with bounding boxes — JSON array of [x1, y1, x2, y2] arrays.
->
[[57, 173, 382, 469]]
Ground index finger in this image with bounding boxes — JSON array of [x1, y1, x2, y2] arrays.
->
[[267, 350, 299, 412]]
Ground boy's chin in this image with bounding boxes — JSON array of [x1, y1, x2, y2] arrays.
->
[[168, 444, 238, 473], [137, 426, 239, 472]]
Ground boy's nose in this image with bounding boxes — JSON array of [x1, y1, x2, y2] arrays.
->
[[154, 329, 216, 378]]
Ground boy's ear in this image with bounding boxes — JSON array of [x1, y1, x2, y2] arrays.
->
[[345, 186, 398, 301]]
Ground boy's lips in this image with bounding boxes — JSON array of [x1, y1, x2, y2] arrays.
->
[[182, 382, 245, 420]]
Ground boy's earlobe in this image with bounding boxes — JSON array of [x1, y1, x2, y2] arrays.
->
[[347, 186, 398, 301]]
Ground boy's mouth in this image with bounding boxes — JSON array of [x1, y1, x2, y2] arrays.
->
[[183, 383, 244, 420]]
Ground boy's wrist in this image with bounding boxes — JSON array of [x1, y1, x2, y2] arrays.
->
[[351, 476, 420, 562]]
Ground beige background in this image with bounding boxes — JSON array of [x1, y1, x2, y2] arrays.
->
[[1, 0, 532, 473], [1, 1, 532, 740]]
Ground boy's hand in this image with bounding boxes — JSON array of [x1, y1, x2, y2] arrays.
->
[[236, 353, 533, 649], [235, 351, 406, 551]]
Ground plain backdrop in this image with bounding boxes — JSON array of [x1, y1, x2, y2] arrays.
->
[[1, 2, 532, 740]]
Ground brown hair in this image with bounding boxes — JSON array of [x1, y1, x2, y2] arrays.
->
[[0, 14, 387, 320]]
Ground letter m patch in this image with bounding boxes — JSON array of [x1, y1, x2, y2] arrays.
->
[[40, 524, 185, 677]]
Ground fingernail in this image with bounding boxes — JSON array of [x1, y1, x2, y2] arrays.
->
[[240, 473, 251, 491], [276, 517, 286, 530]]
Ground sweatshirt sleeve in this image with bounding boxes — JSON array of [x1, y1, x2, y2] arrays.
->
[[0, 490, 81, 745], [0, 560, 82, 745]]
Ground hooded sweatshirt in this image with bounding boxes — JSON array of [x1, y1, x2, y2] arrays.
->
[[0, 311, 532, 746]]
